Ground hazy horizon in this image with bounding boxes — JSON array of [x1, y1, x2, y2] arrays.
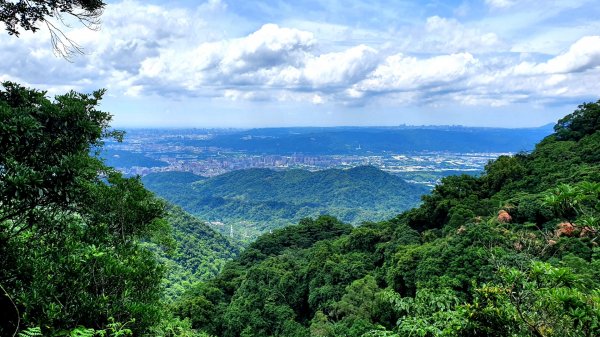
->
[[114, 121, 556, 130]]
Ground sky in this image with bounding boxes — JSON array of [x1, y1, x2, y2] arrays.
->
[[1, 0, 600, 128]]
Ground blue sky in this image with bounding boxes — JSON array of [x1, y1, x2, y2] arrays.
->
[[2, 0, 600, 127]]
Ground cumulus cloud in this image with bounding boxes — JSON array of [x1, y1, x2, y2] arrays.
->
[[1, 0, 599, 112], [302, 45, 379, 86], [0, 0, 201, 93], [137, 26, 380, 94], [354, 53, 478, 93], [219, 24, 315, 74], [138, 24, 314, 87], [513, 36, 600, 75]]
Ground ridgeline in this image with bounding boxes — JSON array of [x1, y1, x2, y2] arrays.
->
[[142, 166, 428, 241]]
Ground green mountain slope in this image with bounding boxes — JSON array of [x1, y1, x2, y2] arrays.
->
[[153, 205, 241, 300], [172, 101, 600, 337], [142, 166, 428, 240]]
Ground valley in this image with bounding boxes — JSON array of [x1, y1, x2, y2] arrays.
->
[[104, 125, 551, 242], [142, 166, 428, 241], [103, 125, 551, 186]]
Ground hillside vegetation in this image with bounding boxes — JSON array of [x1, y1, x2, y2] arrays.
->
[[172, 101, 600, 336], [154, 206, 241, 301], [2, 80, 599, 337], [0, 83, 234, 336], [0, 83, 175, 335], [142, 167, 428, 240]]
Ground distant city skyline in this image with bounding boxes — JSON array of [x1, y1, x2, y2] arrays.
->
[[106, 127, 537, 185], [2, 0, 599, 127]]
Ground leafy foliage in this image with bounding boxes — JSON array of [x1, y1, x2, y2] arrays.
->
[[555, 100, 600, 141], [143, 166, 427, 240], [0, 82, 170, 335], [0, 0, 104, 36], [474, 261, 600, 337], [173, 100, 600, 336], [18, 327, 42, 337], [2, 81, 599, 337], [153, 206, 241, 301]]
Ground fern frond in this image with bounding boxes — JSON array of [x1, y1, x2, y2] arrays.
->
[[18, 327, 43, 337]]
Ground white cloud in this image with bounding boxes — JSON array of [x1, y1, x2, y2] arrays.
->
[[514, 36, 600, 75], [354, 53, 478, 93], [311, 94, 325, 104], [1, 0, 599, 115], [300, 45, 379, 86], [137, 26, 381, 95], [219, 24, 315, 75], [138, 24, 315, 89]]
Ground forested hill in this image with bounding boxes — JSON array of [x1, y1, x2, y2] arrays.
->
[[142, 166, 428, 240], [172, 101, 600, 336], [153, 205, 241, 300]]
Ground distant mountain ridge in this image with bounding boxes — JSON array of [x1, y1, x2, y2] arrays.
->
[[170, 102, 600, 337], [105, 125, 553, 171], [142, 166, 428, 240], [189, 124, 553, 155]]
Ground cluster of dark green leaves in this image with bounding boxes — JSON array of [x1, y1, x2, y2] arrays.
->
[[172, 100, 600, 336], [0, 82, 173, 335], [555, 100, 600, 141]]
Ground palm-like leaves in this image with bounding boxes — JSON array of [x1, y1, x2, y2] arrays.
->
[[542, 184, 584, 221]]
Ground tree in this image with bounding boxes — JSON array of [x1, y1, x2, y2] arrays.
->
[[382, 287, 469, 337], [0, 81, 119, 239], [0, 0, 105, 57], [554, 100, 600, 141], [0, 82, 169, 335], [542, 184, 583, 222], [475, 262, 600, 337]]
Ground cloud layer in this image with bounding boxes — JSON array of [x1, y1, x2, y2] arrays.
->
[[1, 0, 599, 125]]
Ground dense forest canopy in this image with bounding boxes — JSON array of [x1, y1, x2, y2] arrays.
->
[[142, 167, 427, 241], [170, 100, 600, 337], [1, 81, 600, 336], [156, 205, 241, 301], [0, 82, 192, 336]]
